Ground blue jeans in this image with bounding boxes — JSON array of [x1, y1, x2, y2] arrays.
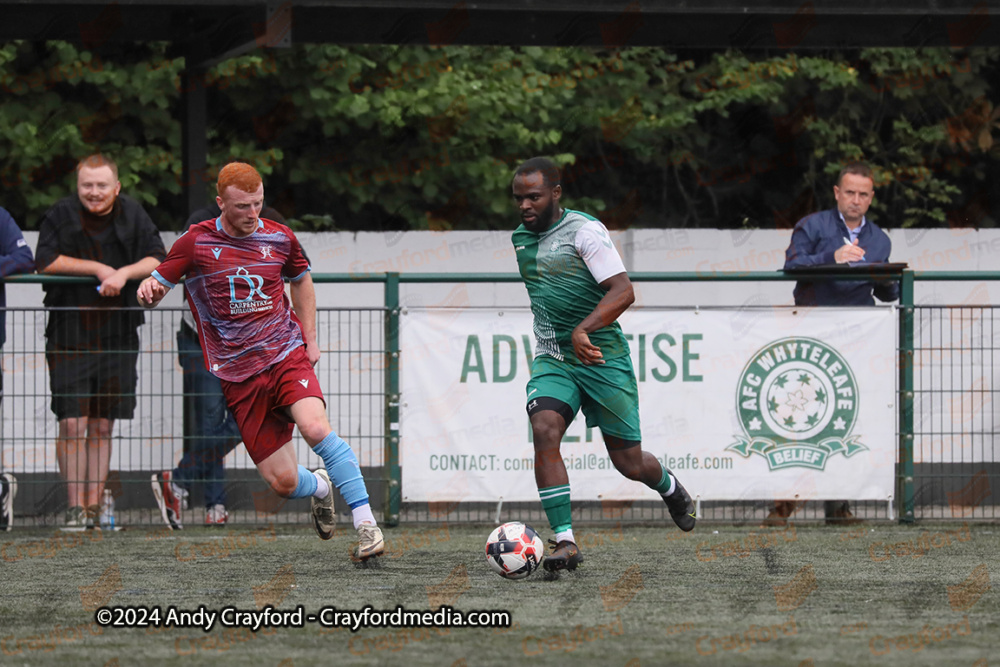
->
[[173, 326, 241, 507]]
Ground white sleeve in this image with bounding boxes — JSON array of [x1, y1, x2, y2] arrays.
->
[[575, 220, 626, 284]]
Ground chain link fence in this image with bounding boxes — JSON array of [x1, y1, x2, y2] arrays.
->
[[1, 304, 387, 529]]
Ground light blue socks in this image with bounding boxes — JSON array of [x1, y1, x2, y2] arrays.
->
[[313, 431, 370, 509]]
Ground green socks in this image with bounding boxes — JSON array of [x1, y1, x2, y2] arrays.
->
[[655, 464, 676, 496], [539, 484, 572, 533]]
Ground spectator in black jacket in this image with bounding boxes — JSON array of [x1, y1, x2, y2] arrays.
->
[[35, 154, 166, 529]]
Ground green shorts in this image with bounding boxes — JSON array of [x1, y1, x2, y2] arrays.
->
[[526, 354, 641, 441]]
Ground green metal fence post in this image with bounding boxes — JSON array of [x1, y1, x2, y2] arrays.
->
[[898, 269, 915, 524], [384, 272, 401, 527]]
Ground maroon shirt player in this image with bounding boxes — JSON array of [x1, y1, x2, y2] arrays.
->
[[138, 163, 383, 562]]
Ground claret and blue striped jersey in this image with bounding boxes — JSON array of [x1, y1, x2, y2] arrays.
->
[[152, 217, 311, 382]]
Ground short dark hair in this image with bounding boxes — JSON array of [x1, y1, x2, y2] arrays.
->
[[837, 162, 873, 186], [513, 157, 561, 188]]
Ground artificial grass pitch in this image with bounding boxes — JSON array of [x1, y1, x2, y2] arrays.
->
[[0, 521, 995, 666]]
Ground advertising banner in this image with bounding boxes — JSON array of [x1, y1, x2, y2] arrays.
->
[[400, 307, 897, 502]]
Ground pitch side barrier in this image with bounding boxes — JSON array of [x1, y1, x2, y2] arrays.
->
[[0, 270, 995, 528]]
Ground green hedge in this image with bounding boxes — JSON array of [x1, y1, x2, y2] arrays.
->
[[2, 42, 998, 232]]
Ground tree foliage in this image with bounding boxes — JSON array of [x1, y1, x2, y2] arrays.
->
[[1, 40, 998, 231]]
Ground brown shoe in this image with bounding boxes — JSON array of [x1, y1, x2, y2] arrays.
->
[[762, 500, 797, 527], [542, 539, 583, 572], [825, 507, 864, 526]]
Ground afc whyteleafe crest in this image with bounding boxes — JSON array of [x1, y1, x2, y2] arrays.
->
[[729, 337, 867, 471]]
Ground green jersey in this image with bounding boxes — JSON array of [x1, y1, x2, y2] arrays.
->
[[512, 209, 630, 364]]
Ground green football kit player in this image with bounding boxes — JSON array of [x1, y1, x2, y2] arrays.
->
[[510, 157, 696, 573]]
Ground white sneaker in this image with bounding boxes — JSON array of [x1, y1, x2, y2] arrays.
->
[[310, 469, 335, 540], [173, 483, 190, 511], [353, 524, 384, 562], [62, 505, 86, 532], [205, 504, 228, 526], [0, 473, 16, 531]]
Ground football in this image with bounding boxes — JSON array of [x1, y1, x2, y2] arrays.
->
[[484, 521, 544, 580]]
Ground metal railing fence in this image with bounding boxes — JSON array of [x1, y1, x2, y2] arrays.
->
[[0, 270, 995, 529]]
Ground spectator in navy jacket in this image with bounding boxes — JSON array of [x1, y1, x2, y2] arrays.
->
[[768, 162, 898, 527], [784, 162, 900, 305], [0, 207, 35, 378], [0, 207, 35, 531]]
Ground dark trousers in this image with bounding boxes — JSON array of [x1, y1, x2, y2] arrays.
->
[[173, 325, 241, 507]]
